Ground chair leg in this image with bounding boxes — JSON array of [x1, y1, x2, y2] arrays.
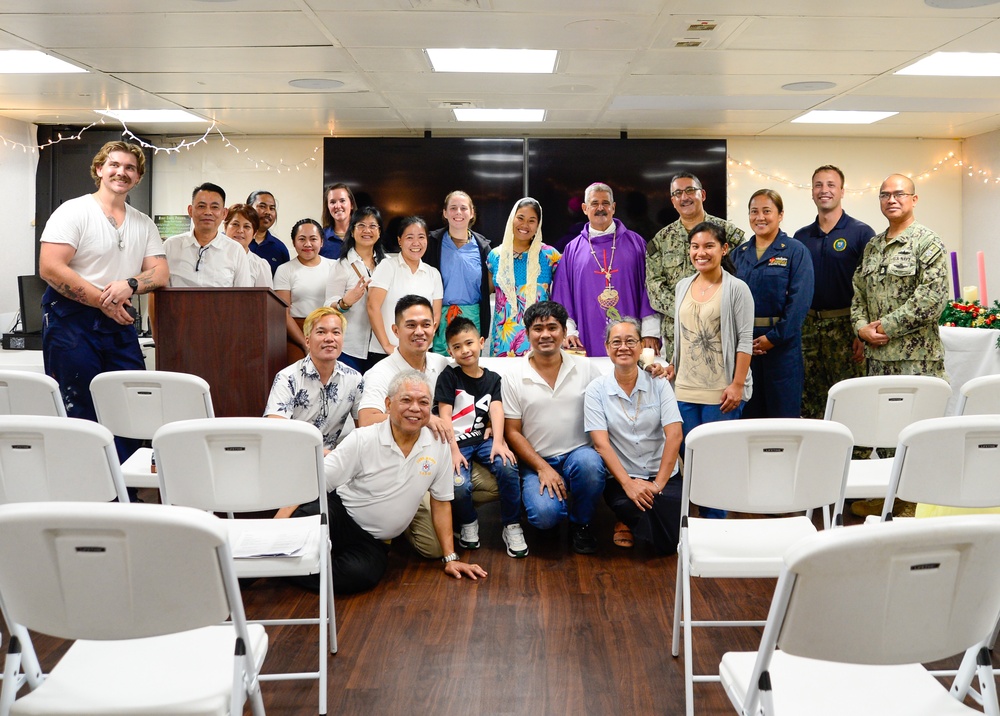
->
[[977, 646, 1000, 716], [681, 538, 695, 716], [0, 636, 22, 716], [671, 547, 683, 658]]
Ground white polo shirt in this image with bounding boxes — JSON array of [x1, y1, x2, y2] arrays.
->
[[325, 421, 453, 540], [502, 350, 604, 459], [358, 350, 450, 413], [164, 231, 252, 288], [368, 253, 444, 348]]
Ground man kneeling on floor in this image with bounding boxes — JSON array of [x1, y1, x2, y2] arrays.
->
[[298, 370, 487, 594]]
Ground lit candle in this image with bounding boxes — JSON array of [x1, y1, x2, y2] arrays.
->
[[963, 285, 979, 304], [978, 251, 989, 306], [951, 251, 960, 300]]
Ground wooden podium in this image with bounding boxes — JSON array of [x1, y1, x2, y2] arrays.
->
[[154, 288, 287, 417]]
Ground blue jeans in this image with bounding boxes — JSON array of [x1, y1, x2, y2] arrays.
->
[[452, 438, 515, 526], [518, 446, 607, 530], [677, 400, 745, 519]]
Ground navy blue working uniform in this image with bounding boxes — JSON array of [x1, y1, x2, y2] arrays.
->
[[732, 231, 814, 419], [794, 212, 874, 312]]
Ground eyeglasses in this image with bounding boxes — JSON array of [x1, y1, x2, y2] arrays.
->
[[878, 191, 914, 201], [195, 245, 209, 272], [670, 187, 701, 199], [608, 338, 640, 349], [354, 222, 380, 232]]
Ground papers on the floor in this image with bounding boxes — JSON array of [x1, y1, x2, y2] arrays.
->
[[231, 520, 311, 559]]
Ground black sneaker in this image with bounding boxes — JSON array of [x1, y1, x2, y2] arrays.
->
[[571, 522, 597, 555]]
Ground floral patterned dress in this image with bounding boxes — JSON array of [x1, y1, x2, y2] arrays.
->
[[486, 245, 561, 356]]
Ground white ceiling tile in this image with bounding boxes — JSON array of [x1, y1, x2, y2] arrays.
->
[[630, 49, 919, 77]]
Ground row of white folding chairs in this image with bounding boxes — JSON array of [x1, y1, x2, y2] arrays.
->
[[0, 411, 334, 715], [676, 413, 1000, 715]]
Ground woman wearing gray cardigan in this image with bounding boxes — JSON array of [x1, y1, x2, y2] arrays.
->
[[665, 221, 753, 518]]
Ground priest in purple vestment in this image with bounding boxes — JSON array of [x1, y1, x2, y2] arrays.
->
[[551, 182, 661, 357]]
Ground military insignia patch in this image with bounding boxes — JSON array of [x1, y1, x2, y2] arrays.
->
[[768, 256, 789, 267], [833, 237, 847, 252]]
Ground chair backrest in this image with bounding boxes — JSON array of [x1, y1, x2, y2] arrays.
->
[[154, 417, 325, 513], [0, 371, 65, 417], [888, 415, 1000, 509], [90, 370, 214, 440], [0, 416, 128, 503], [824, 375, 951, 449], [0, 501, 238, 641], [774, 516, 1000, 665], [683, 418, 854, 514], [958, 374, 1000, 416]]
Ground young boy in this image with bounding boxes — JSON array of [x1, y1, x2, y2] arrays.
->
[[435, 317, 525, 557]]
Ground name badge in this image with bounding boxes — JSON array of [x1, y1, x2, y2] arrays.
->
[[768, 256, 789, 267]]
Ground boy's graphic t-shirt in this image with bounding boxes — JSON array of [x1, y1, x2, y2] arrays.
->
[[434, 365, 502, 447]]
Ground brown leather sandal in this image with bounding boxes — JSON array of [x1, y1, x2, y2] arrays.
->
[[613, 522, 634, 548]]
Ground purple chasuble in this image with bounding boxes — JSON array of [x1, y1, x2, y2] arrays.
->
[[551, 218, 655, 357]]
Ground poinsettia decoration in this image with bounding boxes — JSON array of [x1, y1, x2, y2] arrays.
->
[[940, 300, 1000, 348]]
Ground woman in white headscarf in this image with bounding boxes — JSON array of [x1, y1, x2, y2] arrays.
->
[[486, 198, 561, 356]]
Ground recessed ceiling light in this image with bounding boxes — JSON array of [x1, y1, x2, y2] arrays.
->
[[288, 78, 344, 90], [427, 49, 557, 74], [792, 110, 897, 125], [96, 109, 207, 124], [0, 50, 85, 74], [454, 108, 545, 122], [782, 81, 837, 92], [897, 51, 1000, 76]]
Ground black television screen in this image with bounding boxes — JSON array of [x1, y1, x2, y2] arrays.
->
[[526, 138, 729, 250], [323, 136, 729, 251], [324, 137, 525, 246], [18, 274, 46, 334]]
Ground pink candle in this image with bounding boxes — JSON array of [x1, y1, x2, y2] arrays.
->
[[978, 251, 989, 306]]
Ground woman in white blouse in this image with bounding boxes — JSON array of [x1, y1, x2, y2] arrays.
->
[[223, 203, 273, 289], [366, 216, 443, 355], [325, 207, 387, 374], [274, 218, 334, 364]]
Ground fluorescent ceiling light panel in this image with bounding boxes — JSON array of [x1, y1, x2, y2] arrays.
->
[[0, 50, 85, 74], [897, 51, 1000, 76], [97, 109, 207, 124], [454, 108, 545, 122], [792, 110, 897, 125], [427, 48, 556, 73]]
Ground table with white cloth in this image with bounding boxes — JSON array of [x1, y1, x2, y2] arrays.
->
[[940, 325, 1000, 415]]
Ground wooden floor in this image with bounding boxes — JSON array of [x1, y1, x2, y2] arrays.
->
[[24, 497, 996, 715]]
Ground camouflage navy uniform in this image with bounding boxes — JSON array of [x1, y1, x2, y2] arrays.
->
[[850, 222, 948, 379], [646, 214, 745, 360]]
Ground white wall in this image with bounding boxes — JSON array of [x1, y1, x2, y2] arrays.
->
[[0, 118, 38, 320], [150, 137, 323, 257], [726, 137, 964, 257], [960, 129, 1000, 303]]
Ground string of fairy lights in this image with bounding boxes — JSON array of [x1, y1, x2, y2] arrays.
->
[[0, 117, 320, 174], [1, 118, 998, 187]]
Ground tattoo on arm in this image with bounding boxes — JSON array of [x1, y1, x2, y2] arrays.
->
[[55, 281, 87, 304]]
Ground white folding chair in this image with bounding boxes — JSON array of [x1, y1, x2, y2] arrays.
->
[[0, 416, 128, 504], [719, 516, 1000, 716], [153, 417, 333, 715], [0, 501, 267, 716], [0, 372, 65, 418], [824, 375, 951, 501], [876, 415, 1000, 522], [671, 418, 854, 716], [90, 370, 214, 489], [957, 374, 1000, 416]]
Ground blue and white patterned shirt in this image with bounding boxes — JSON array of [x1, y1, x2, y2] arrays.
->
[[265, 355, 363, 450]]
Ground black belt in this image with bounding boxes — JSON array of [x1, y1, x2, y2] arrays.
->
[[807, 308, 851, 319]]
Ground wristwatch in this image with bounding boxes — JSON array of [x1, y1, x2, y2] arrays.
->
[[127, 278, 138, 295], [441, 552, 459, 564]]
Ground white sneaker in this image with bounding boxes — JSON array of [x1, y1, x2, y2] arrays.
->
[[459, 519, 480, 550], [502, 523, 529, 558]]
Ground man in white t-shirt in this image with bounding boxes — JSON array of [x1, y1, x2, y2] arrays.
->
[[317, 371, 487, 593], [39, 141, 169, 464], [163, 182, 252, 288], [501, 301, 607, 555]]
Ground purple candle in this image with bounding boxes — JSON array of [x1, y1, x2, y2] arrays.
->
[[951, 251, 960, 300]]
